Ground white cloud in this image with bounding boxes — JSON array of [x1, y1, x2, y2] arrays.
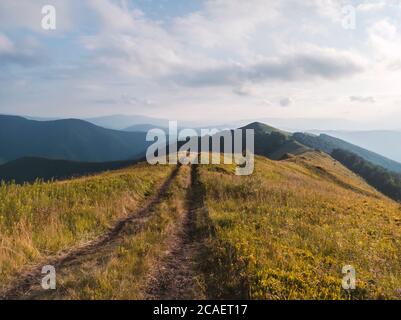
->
[[358, 1, 387, 11], [83, 0, 184, 78], [310, 0, 347, 23], [349, 96, 376, 103], [0, 33, 14, 53], [368, 19, 401, 65], [0, 0, 400, 124], [280, 97, 293, 107], [0, 33, 43, 67], [172, 0, 279, 50], [171, 46, 364, 87]]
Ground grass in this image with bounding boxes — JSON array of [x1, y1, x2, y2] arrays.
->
[[0, 162, 173, 290], [32, 165, 191, 299], [196, 152, 401, 299], [2, 151, 401, 300]]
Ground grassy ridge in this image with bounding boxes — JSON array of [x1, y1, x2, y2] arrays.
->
[[0, 163, 173, 289], [197, 153, 401, 299], [35, 165, 191, 299]]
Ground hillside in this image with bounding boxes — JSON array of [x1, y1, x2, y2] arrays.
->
[[241, 122, 290, 136], [331, 149, 401, 202], [293, 132, 401, 174], [0, 157, 137, 183], [0, 115, 150, 164], [240, 122, 309, 159], [1, 153, 400, 299], [310, 130, 401, 163], [196, 152, 401, 299], [0, 162, 175, 296]]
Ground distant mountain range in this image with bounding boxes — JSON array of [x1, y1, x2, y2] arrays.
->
[[308, 130, 401, 163], [293, 132, 401, 174], [84, 114, 371, 132], [2, 114, 401, 183], [0, 115, 151, 164], [85, 114, 170, 130], [124, 124, 169, 132]]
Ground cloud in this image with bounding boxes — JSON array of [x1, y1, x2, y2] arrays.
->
[[0, 0, 396, 122], [349, 96, 376, 103], [172, 47, 364, 87], [279, 97, 293, 107], [83, 0, 183, 78], [357, 1, 386, 11], [310, 0, 348, 23], [0, 33, 43, 67], [78, 0, 366, 90], [90, 94, 156, 106], [262, 99, 273, 106], [368, 19, 401, 63], [232, 85, 258, 96], [172, 0, 279, 49], [121, 94, 155, 106], [0, 33, 14, 53]]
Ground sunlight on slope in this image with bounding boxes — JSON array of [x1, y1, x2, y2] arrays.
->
[[198, 152, 401, 299]]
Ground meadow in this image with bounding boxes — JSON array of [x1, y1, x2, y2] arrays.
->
[[16, 164, 192, 299], [1, 151, 401, 300], [0, 163, 173, 290], [196, 152, 401, 299]]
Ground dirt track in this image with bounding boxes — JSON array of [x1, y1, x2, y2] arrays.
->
[[144, 164, 205, 300]]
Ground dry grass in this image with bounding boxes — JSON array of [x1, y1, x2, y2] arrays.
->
[[197, 153, 401, 299], [2, 151, 401, 300], [38, 165, 191, 300], [0, 163, 173, 290]]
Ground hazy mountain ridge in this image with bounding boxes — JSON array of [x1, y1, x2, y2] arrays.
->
[[293, 132, 401, 174], [0, 115, 151, 164], [2, 116, 401, 184], [309, 130, 401, 163]]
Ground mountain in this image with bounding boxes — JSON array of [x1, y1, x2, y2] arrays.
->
[[309, 130, 401, 163], [0, 157, 136, 183], [237, 122, 308, 159], [160, 122, 309, 161], [241, 121, 290, 136], [0, 115, 151, 164], [85, 114, 170, 130], [293, 132, 401, 174], [124, 124, 168, 132], [331, 149, 401, 202], [255, 117, 366, 131]]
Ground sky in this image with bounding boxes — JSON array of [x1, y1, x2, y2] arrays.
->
[[1, 0, 401, 128]]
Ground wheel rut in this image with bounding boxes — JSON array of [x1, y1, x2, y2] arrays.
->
[[145, 164, 206, 300]]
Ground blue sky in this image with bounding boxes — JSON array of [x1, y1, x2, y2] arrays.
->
[[1, 0, 401, 128]]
